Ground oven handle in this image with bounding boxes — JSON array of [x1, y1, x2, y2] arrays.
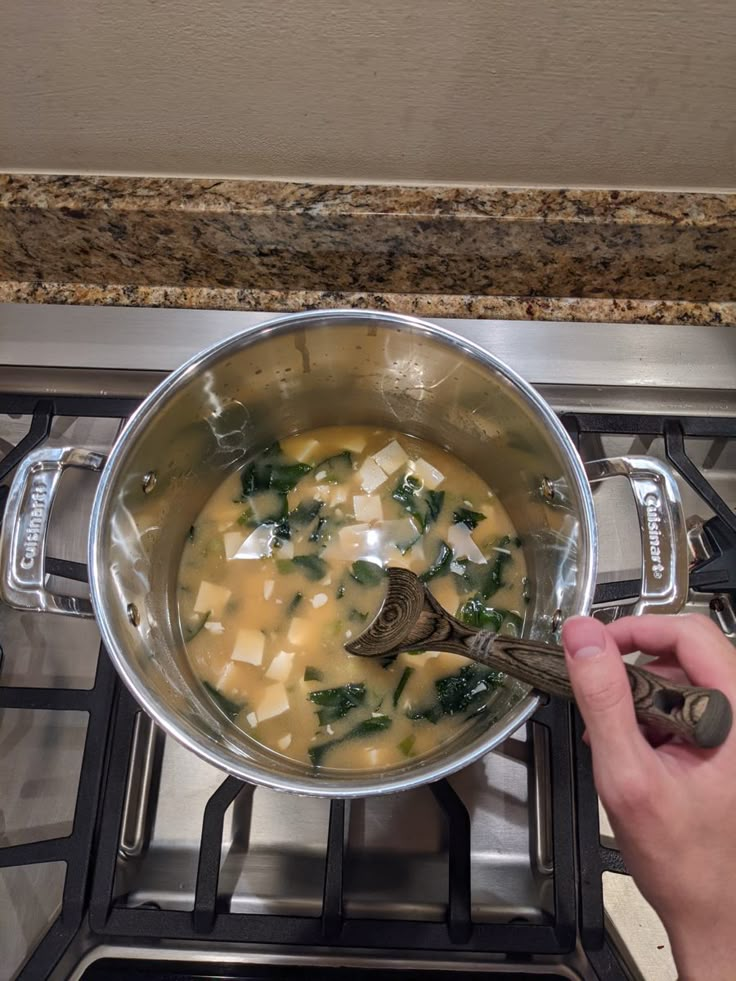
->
[[586, 455, 689, 619], [0, 445, 106, 617]]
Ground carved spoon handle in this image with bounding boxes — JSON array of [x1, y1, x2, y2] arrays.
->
[[467, 632, 731, 750], [344, 567, 732, 750]]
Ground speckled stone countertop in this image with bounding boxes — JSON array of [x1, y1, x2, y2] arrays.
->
[[1, 174, 735, 324]]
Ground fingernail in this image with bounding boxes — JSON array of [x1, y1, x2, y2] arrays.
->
[[562, 616, 607, 659]]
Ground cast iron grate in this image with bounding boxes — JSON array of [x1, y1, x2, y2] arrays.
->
[[0, 397, 131, 979], [87, 685, 578, 957], [3, 394, 734, 979]]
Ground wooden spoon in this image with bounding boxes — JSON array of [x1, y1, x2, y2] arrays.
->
[[344, 568, 732, 749]]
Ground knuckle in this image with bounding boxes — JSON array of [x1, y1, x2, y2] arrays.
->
[[603, 768, 653, 813], [683, 614, 736, 661], [682, 612, 716, 633], [682, 612, 725, 645]]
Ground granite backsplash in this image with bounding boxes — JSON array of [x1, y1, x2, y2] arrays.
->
[[1, 174, 734, 324]]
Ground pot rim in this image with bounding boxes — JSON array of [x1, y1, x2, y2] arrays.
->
[[89, 309, 597, 797]]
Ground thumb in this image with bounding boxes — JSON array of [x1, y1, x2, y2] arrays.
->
[[562, 616, 651, 782]]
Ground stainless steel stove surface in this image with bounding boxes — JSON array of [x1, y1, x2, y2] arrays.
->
[[1, 305, 735, 981]]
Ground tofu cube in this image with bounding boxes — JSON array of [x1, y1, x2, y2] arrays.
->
[[359, 458, 388, 493], [411, 457, 445, 489], [263, 579, 275, 600], [266, 649, 295, 681], [277, 733, 293, 750], [233, 524, 274, 560], [322, 523, 368, 561], [231, 628, 265, 665], [447, 522, 486, 564], [224, 531, 245, 560], [193, 580, 231, 617], [257, 683, 290, 722], [373, 440, 408, 475], [281, 435, 320, 463], [287, 617, 311, 646], [353, 495, 384, 522]]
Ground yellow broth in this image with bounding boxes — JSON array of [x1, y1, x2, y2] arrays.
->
[[178, 427, 526, 769]]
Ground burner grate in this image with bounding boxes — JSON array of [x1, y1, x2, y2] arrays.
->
[[0, 398, 127, 979], [87, 685, 578, 956], [5, 393, 735, 979]]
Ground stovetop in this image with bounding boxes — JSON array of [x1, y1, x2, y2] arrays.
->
[[1, 305, 735, 981]]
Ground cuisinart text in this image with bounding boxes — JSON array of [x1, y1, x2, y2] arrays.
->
[[20, 478, 48, 569], [644, 492, 665, 580]]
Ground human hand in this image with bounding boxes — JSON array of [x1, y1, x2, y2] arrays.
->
[[562, 614, 736, 981]]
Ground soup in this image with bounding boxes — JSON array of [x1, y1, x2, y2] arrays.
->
[[178, 426, 526, 769]]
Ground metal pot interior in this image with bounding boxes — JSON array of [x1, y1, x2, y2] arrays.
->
[[90, 312, 596, 796]]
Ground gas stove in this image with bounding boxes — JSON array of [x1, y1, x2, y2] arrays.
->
[[1, 305, 735, 981]]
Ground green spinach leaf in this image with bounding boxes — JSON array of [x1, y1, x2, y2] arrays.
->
[[424, 490, 445, 528], [202, 681, 244, 720], [350, 560, 386, 586], [239, 490, 290, 537], [456, 596, 524, 637], [315, 450, 353, 483], [393, 666, 414, 706], [452, 535, 520, 600], [309, 714, 392, 766], [290, 499, 323, 526], [269, 463, 312, 493], [452, 507, 486, 530], [392, 473, 445, 531], [308, 682, 366, 726], [292, 554, 328, 580], [347, 715, 392, 739], [419, 541, 453, 582], [277, 554, 327, 581], [392, 473, 424, 525], [241, 442, 312, 496], [185, 610, 210, 640], [481, 548, 512, 599], [456, 596, 504, 631], [309, 515, 329, 543], [408, 664, 503, 723]]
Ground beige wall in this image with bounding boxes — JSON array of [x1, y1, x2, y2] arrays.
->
[[1, 0, 734, 189]]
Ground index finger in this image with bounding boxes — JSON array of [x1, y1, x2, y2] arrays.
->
[[606, 614, 736, 692]]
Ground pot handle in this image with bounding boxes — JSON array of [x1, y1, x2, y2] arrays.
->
[[0, 446, 106, 617], [585, 456, 689, 619]]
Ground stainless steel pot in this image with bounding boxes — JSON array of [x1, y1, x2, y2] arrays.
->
[[0, 310, 688, 797]]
